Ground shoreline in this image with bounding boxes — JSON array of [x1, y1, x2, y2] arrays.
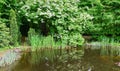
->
[[0, 46, 31, 67]]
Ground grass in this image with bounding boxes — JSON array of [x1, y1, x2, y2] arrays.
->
[[29, 35, 65, 51], [0, 47, 11, 52], [99, 36, 120, 56], [87, 36, 120, 56]]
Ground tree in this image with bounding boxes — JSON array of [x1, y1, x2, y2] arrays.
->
[[17, 0, 93, 47], [9, 9, 19, 46], [0, 22, 11, 48], [80, 0, 120, 37]]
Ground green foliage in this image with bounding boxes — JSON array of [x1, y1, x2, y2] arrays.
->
[[0, 0, 6, 4], [18, 0, 93, 47], [99, 36, 120, 56], [42, 35, 54, 47], [80, 0, 120, 36], [9, 9, 19, 46], [0, 23, 11, 48], [28, 28, 36, 43], [69, 33, 84, 47], [29, 34, 62, 50], [1, 0, 120, 48], [29, 33, 84, 50], [61, 33, 84, 47], [29, 35, 41, 49]]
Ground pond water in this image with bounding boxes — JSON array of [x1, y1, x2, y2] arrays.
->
[[1, 47, 120, 71]]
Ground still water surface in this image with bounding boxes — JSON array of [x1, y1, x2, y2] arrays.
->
[[1, 48, 120, 71]]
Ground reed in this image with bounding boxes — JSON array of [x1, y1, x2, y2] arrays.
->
[[100, 36, 120, 56], [29, 35, 64, 51]]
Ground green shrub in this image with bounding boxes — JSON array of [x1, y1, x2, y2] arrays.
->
[[18, 0, 93, 47], [69, 33, 84, 47], [9, 9, 19, 46], [61, 33, 84, 47], [28, 28, 36, 44], [0, 23, 11, 48]]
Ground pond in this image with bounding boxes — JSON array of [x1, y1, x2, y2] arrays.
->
[[1, 47, 120, 71]]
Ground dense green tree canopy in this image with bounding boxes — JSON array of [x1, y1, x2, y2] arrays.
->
[[17, 0, 93, 46], [0, 0, 120, 47], [80, 0, 120, 36]]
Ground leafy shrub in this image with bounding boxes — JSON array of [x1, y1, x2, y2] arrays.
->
[[18, 0, 93, 47], [61, 33, 84, 47], [80, 0, 120, 36], [69, 33, 84, 47], [28, 28, 36, 44]]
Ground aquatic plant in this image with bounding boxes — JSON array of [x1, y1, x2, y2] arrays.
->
[[30, 35, 40, 48], [42, 35, 55, 47], [29, 34, 64, 51], [100, 37, 120, 56], [28, 28, 36, 44], [85, 36, 120, 56]]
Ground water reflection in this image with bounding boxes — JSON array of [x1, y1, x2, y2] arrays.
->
[[1, 47, 120, 71], [11, 48, 83, 71]]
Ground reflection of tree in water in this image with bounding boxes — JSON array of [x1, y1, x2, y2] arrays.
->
[[11, 48, 120, 71], [50, 49, 84, 71]]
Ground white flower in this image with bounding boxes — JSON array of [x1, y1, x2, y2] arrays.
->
[[35, 15, 38, 18], [18, 11, 21, 13], [27, 19, 31, 22], [25, 13, 28, 16], [21, 5, 30, 10]]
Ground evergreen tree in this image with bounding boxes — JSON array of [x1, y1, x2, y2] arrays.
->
[[9, 9, 19, 46], [0, 22, 11, 47]]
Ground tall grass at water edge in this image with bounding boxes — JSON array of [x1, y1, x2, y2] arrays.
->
[[29, 35, 66, 51], [28, 34, 84, 65], [99, 36, 120, 56]]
